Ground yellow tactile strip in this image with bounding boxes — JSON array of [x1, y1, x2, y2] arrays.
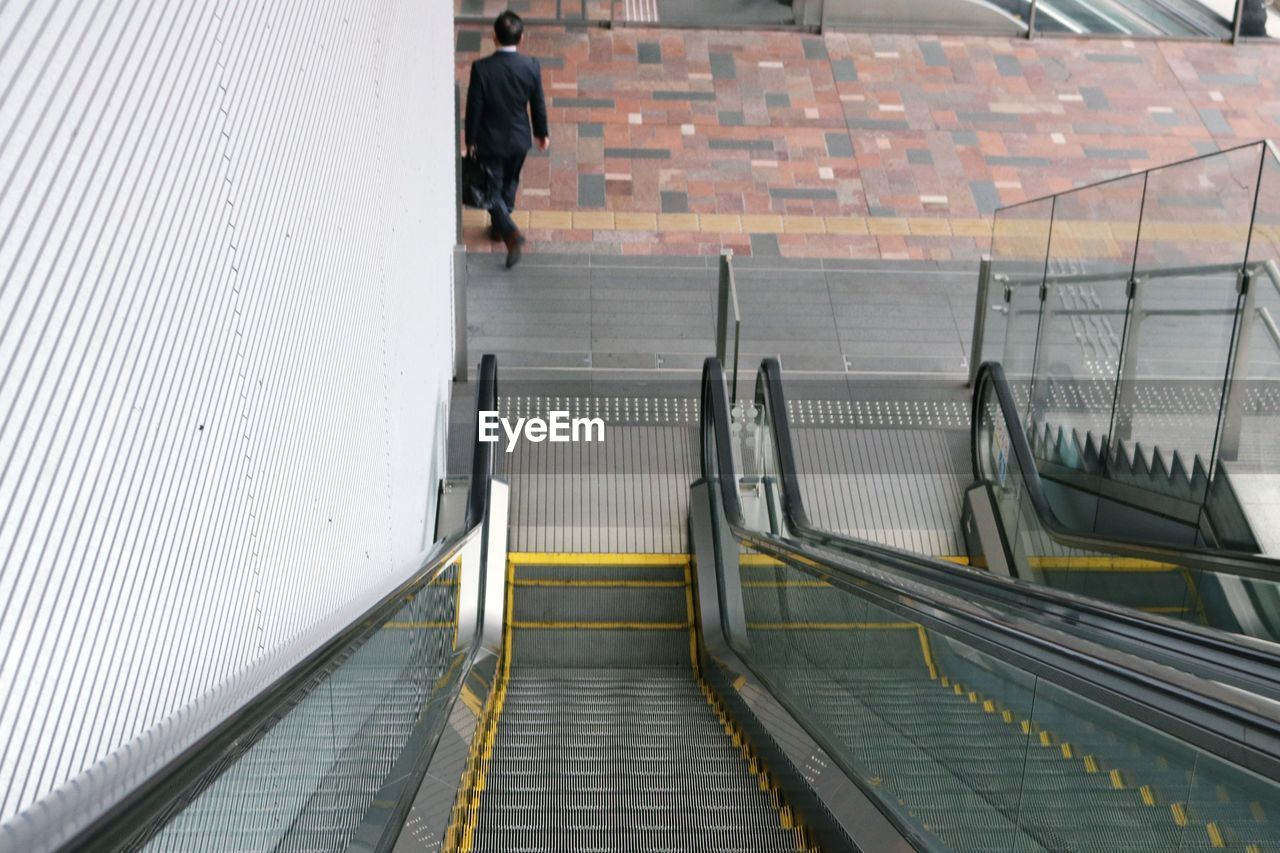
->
[[463, 207, 991, 237], [464, 208, 1280, 244]]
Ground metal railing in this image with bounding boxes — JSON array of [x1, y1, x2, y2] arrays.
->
[[10, 359, 503, 853], [968, 258, 1280, 385], [715, 252, 741, 403]]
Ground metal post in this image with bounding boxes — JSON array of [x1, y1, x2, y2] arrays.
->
[[1026, 0, 1039, 38], [968, 255, 993, 387], [716, 251, 742, 402], [1113, 276, 1144, 444], [453, 245, 468, 382], [1231, 0, 1246, 42], [1218, 270, 1256, 461]]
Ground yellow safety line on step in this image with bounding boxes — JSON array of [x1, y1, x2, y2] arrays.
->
[[512, 578, 686, 588], [504, 560, 514, 680], [747, 621, 918, 630], [739, 554, 787, 567], [459, 685, 483, 717], [684, 563, 698, 673], [1181, 568, 1211, 627], [507, 551, 689, 566], [1028, 556, 1176, 571], [916, 627, 938, 681], [934, 662, 1242, 847], [444, 560, 515, 853], [696, 676, 813, 850], [510, 619, 691, 630], [453, 564, 462, 651], [937, 555, 971, 565]]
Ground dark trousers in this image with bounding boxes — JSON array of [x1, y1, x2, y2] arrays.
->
[[484, 151, 527, 238]]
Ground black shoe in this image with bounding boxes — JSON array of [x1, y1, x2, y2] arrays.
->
[[504, 232, 526, 269]]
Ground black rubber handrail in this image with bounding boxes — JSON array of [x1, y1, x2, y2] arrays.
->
[[61, 355, 499, 852], [971, 360, 1280, 581], [700, 356, 1280, 784], [751, 356, 1280, 692]]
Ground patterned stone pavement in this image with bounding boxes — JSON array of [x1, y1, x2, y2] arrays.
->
[[455, 26, 1280, 260]]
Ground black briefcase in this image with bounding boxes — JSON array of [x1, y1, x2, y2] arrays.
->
[[461, 155, 494, 209]]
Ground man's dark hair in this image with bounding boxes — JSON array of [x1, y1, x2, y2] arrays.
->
[[494, 11, 524, 46]]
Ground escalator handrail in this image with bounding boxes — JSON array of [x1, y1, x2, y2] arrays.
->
[[58, 355, 499, 852], [752, 356, 1280, 689], [972, 360, 1280, 582], [700, 356, 1280, 782]]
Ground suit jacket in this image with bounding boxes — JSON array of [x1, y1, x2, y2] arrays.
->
[[465, 50, 548, 161]]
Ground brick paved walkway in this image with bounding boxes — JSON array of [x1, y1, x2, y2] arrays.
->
[[455, 27, 1280, 260]]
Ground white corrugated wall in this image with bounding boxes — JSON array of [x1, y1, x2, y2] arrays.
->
[[0, 0, 457, 832]]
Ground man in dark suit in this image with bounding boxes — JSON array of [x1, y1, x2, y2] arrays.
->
[[464, 11, 549, 269]]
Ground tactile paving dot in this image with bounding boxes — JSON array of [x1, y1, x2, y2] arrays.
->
[[500, 396, 698, 425], [786, 399, 969, 429]]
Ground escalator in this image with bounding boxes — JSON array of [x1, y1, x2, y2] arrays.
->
[[966, 361, 1280, 644], [694, 357, 1280, 851], [729, 356, 1280, 697], [451, 552, 806, 852], [25, 354, 1280, 853]]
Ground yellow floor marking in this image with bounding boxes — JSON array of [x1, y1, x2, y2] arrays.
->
[[1140, 785, 1156, 806], [1206, 822, 1225, 848], [512, 578, 685, 588], [1171, 803, 1189, 827], [508, 551, 688, 566], [465, 208, 1263, 246]]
